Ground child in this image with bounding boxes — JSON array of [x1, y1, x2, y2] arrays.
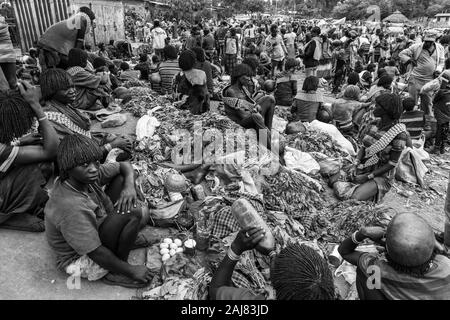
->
[[274, 58, 298, 106], [149, 55, 161, 93], [331, 40, 346, 94], [45, 134, 151, 288], [119, 62, 140, 82], [385, 59, 400, 81], [399, 97, 425, 141]]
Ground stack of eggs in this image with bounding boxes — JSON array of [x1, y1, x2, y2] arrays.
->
[[159, 238, 183, 262]]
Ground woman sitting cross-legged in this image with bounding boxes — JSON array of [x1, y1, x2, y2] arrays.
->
[[222, 63, 275, 144], [0, 82, 59, 232], [40, 68, 132, 156], [331, 93, 410, 202], [45, 134, 151, 288]]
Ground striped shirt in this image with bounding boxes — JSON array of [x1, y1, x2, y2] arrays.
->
[[0, 143, 19, 178], [158, 60, 181, 95], [359, 253, 450, 300], [400, 110, 425, 140]]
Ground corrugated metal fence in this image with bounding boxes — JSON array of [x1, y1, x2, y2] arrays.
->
[[12, 0, 71, 52], [11, 0, 126, 52]]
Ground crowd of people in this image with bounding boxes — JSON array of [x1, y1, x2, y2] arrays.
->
[[1, 5, 450, 299]]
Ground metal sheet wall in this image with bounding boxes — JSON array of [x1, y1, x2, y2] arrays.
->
[[12, 0, 125, 52], [12, 0, 71, 52]]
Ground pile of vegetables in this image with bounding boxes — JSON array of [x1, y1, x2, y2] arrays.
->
[[325, 200, 394, 241], [285, 130, 349, 159], [262, 166, 325, 229], [122, 87, 173, 117]]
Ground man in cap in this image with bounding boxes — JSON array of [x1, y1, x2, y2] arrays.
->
[[339, 213, 450, 300], [399, 30, 446, 113]]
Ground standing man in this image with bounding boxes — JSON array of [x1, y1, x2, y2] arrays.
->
[[151, 20, 167, 61], [265, 24, 288, 78], [399, 30, 445, 114], [37, 6, 95, 70], [302, 26, 322, 78]]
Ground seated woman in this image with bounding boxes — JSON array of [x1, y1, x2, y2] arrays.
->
[[339, 213, 450, 300], [0, 82, 58, 232], [331, 85, 371, 135], [66, 48, 111, 111], [331, 93, 410, 202], [361, 73, 392, 103], [173, 50, 210, 115], [209, 227, 335, 300], [39, 68, 132, 159], [222, 64, 275, 137], [290, 76, 325, 123], [45, 134, 151, 288]]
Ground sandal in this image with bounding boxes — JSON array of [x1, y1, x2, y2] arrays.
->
[[0, 214, 45, 232], [102, 273, 149, 289]]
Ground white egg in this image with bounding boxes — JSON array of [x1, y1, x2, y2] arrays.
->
[[184, 239, 196, 248], [161, 253, 171, 261], [174, 239, 182, 247], [176, 247, 183, 253], [163, 238, 173, 244], [160, 248, 169, 255], [160, 243, 169, 250], [169, 243, 178, 250], [169, 249, 176, 256]]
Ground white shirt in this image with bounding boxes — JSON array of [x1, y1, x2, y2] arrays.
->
[[151, 27, 167, 50]]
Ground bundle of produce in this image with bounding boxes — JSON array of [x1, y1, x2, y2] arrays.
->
[[274, 105, 291, 121], [285, 130, 349, 159], [133, 160, 182, 206], [262, 166, 325, 229], [122, 87, 173, 117], [325, 200, 394, 241], [122, 79, 149, 88]]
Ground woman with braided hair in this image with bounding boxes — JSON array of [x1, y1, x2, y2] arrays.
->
[[0, 81, 58, 232], [331, 93, 410, 202], [210, 227, 335, 300], [45, 134, 151, 288], [40, 68, 132, 155]]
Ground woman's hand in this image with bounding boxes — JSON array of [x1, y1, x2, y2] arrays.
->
[[115, 185, 137, 214], [19, 133, 43, 146], [231, 226, 266, 255], [18, 81, 42, 113]]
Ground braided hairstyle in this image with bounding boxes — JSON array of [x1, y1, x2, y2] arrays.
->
[[39, 68, 73, 101], [271, 243, 335, 300], [0, 90, 35, 144], [57, 133, 103, 181]]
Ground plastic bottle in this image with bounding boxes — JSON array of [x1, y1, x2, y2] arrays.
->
[[231, 198, 275, 252]]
